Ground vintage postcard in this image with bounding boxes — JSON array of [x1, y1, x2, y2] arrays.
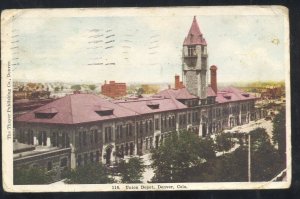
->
[[1, 6, 291, 192]]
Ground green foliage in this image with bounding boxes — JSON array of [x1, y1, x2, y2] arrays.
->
[[71, 84, 81, 91], [272, 108, 286, 158], [177, 128, 285, 182], [88, 84, 96, 91], [54, 86, 60, 92], [118, 157, 145, 183], [65, 163, 114, 184], [151, 130, 216, 183], [249, 128, 285, 181], [215, 133, 233, 153], [136, 87, 144, 96], [14, 166, 52, 185], [189, 146, 248, 182]]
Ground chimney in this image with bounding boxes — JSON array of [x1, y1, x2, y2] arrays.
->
[[175, 75, 180, 89], [210, 65, 218, 94]]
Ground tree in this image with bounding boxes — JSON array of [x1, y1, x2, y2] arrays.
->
[[215, 133, 233, 153], [14, 166, 52, 185], [71, 84, 81, 91], [88, 84, 96, 91], [151, 130, 216, 183], [118, 157, 145, 183], [249, 128, 285, 181], [136, 87, 144, 96], [65, 163, 114, 184], [54, 86, 60, 92], [272, 108, 286, 158]]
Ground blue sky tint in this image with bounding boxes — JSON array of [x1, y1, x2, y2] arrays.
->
[[12, 14, 286, 84]]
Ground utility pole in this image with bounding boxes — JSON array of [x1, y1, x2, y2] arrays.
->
[[248, 133, 251, 182]]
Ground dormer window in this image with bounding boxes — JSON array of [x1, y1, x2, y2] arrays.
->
[[34, 107, 58, 119], [95, 106, 114, 116], [242, 93, 250, 97], [147, 101, 160, 109], [224, 95, 231, 100]]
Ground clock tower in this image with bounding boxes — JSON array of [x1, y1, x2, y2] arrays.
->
[[182, 16, 208, 99]]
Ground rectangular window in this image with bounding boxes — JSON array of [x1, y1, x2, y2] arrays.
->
[[116, 146, 120, 157], [136, 122, 139, 136], [121, 145, 124, 157], [77, 155, 82, 167], [116, 125, 119, 139], [129, 124, 133, 136], [83, 131, 87, 146], [120, 126, 123, 139], [62, 132, 66, 148], [90, 133, 93, 144], [140, 121, 143, 135], [126, 124, 129, 137], [188, 46, 196, 56], [38, 131, 42, 145], [90, 152, 94, 162], [96, 151, 100, 162], [94, 130, 98, 143], [145, 121, 148, 133], [172, 116, 176, 127], [155, 118, 159, 130], [164, 119, 167, 129], [150, 137, 153, 149], [109, 127, 112, 141], [130, 143, 134, 155], [105, 127, 112, 142], [149, 120, 153, 131], [146, 138, 149, 150], [79, 132, 82, 147], [125, 143, 129, 156]]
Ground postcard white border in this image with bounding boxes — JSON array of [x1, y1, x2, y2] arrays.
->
[[1, 6, 291, 192]]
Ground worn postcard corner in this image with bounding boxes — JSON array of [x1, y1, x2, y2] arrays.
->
[[1, 6, 291, 192]]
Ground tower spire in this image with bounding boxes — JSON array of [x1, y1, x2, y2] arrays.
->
[[183, 16, 206, 46], [182, 16, 208, 99]]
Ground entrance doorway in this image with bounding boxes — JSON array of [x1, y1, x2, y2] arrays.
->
[[105, 147, 112, 165], [202, 123, 207, 137]]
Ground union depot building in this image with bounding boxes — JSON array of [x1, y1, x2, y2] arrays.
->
[[13, 17, 265, 181]]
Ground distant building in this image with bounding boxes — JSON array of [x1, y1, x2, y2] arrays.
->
[[261, 86, 283, 99], [101, 81, 126, 98]]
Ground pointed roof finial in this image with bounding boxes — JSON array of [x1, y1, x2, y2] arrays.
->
[[183, 16, 207, 46]]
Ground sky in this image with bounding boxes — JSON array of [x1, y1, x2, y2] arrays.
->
[[11, 11, 287, 84]]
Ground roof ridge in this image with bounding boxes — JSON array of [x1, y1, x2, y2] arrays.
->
[[111, 99, 140, 115], [68, 95, 74, 124]]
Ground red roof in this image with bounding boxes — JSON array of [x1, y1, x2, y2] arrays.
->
[[15, 94, 138, 124], [115, 97, 187, 114], [15, 94, 188, 125], [156, 88, 198, 100], [183, 16, 207, 46], [216, 87, 257, 103], [206, 86, 217, 97]]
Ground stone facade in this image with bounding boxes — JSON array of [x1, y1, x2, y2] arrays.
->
[[14, 96, 260, 169]]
